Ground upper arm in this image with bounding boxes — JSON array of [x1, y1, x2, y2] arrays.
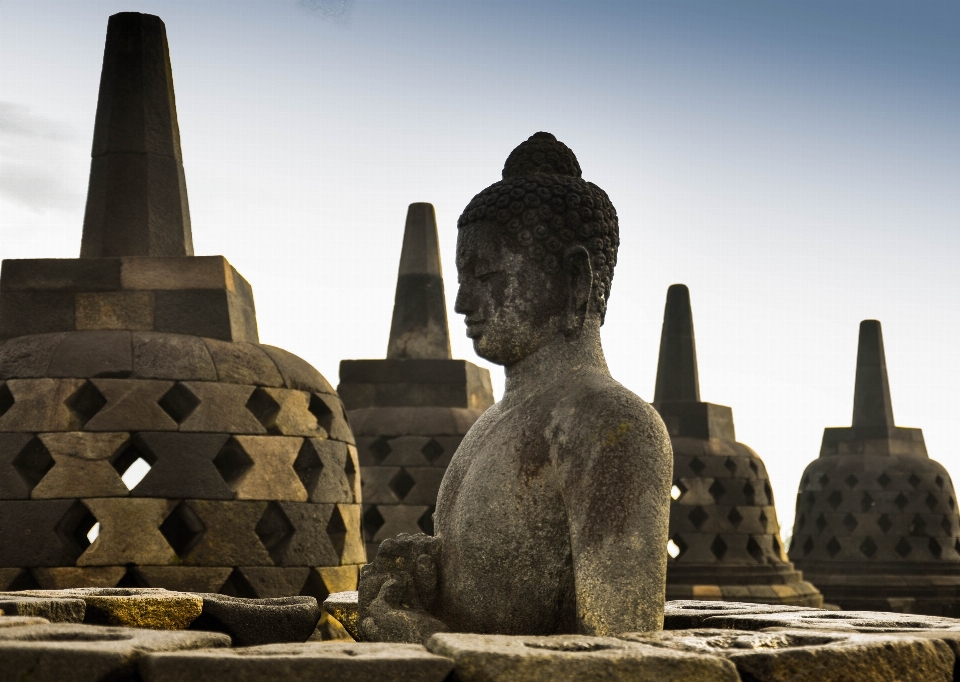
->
[[554, 388, 673, 635]]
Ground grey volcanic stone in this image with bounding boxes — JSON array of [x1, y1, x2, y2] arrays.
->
[[0, 595, 86, 622], [0, 623, 228, 682], [188, 594, 320, 646], [324, 591, 360, 640], [358, 133, 672, 641], [426, 633, 738, 682], [141, 642, 455, 682], [626, 628, 955, 682], [662, 600, 820, 630]]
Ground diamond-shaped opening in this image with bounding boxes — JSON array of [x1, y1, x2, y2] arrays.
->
[[54, 500, 99, 557], [728, 507, 744, 527], [878, 472, 892, 488], [861, 492, 875, 512], [746, 536, 764, 562], [388, 468, 416, 501], [818, 474, 829, 487], [942, 515, 953, 536], [929, 538, 943, 559], [421, 439, 445, 464], [936, 475, 945, 490], [844, 474, 858, 489], [826, 537, 841, 557], [802, 536, 814, 556], [743, 481, 756, 505], [369, 437, 392, 464], [758, 509, 768, 531], [909, 515, 927, 536], [418, 506, 436, 535], [363, 505, 385, 541], [671, 481, 686, 501], [159, 500, 206, 558], [157, 382, 200, 425], [709, 535, 727, 561], [724, 458, 737, 474], [860, 537, 878, 558], [299, 569, 330, 603], [0, 382, 14, 418], [749, 461, 759, 477], [326, 505, 347, 559], [667, 535, 687, 559], [828, 491, 842, 509], [843, 513, 858, 532], [246, 387, 281, 434], [86, 522, 101, 544], [708, 480, 726, 502], [796, 513, 806, 531], [6, 569, 41, 591], [116, 567, 149, 588], [909, 473, 922, 488], [689, 457, 706, 475], [894, 493, 909, 511], [926, 492, 939, 511], [878, 514, 893, 533], [344, 450, 357, 499], [110, 439, 155, 491], [308, 394, 334, 435], [219, 569, 259, 598], [895, 537, 913, 558], [688, 506, 708, 530], [256, 501, 295, 564], [815, 514, 827, 533], [213, 438, 253, 491], [65, 380, 106, 427], [12, 437, 54, 489], [293, 440, 324, 493]]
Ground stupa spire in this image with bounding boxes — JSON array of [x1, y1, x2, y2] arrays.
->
[[654, 284, 700, 402], [386, 203, 451, 359], [852, 319, 895, 429], [80, 12, 193, 258]]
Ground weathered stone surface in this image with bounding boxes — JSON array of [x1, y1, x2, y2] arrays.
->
[[177, 381, 265, 433], [0, 594, 85, 622], [32, 566, 127, 589], [188, 594, 320, 645], [230, 567, 310, 597], [325, 590, 360, 640], [47, 330, 132, 378], [133, 567, 232, 593], [78, 498, 179, 566], [142, 642, 454, 682], [0, 332, 66, 377], [0, 378, 86, 432], [692, 606, 960, 633], [0, 432, 43, 499], [131, 432, 233, 499], [1, 258, 121, 293], [121, 256, 232, 290], [180, 500, 273, 565], [347, 406, 483, 438], [84, 378, 177, 430], [260, 344, 336, 394], [131, 331, 217, 381], [204, 338, 281, 387], [626, 628, 954, 682], [0, 622, 228, 681], [663, 600, 819, 630], [299, 438, 359, 504], [0, 291, 75, 340], [0, 499, 90, 567], [426, 633, 738, 682], [76, 291, 155, 330], [31, 432, 129, 499], [0, 616, 50, 627], [230, 436, 307, 500], [11, 588, 203, 629]]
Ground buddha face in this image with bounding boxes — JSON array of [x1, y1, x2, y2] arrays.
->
[[454, 223, 567, 366]]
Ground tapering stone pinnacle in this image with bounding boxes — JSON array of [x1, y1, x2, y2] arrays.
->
[[852, 319, 895, 429], [80, 12, 193, 258], [654, 284, 700, 403], [386, 203, 451, 360]]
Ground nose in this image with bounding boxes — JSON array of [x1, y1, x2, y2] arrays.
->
[[454, 280, 473, 316]]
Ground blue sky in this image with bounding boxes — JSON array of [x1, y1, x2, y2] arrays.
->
[[1, 0, 958, 536]]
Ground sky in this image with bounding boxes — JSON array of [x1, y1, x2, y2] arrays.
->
[[1, 0, 958, 539]]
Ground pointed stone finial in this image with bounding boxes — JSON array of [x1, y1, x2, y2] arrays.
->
[[80, 12, 193, 258], [852, 319, 895, 428], [386, 203, 451, 359], [654, 284, 700, 402]]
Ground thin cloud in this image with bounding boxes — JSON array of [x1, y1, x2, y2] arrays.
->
[[298, 0, 356, 25], [0, 101, 77, 141]]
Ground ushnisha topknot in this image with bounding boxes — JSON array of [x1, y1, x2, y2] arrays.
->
[[458, 132, 619, 322]]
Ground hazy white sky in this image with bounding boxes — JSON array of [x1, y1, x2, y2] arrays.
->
[[1, 0, 958, 537]]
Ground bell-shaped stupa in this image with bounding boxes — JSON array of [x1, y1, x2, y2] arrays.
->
[[789, 320, 960, 615], [656, 285, 821, 606], [337, 203, 494, 559], [0, 13, 364, 610]]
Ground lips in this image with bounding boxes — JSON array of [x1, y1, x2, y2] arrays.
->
[[464, 319, 485, 338]]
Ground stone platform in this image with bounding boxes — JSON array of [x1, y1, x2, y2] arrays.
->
[[3, 591, 960, 680]]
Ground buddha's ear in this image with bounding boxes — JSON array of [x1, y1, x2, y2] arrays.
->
[[563, 245, 594, 335]]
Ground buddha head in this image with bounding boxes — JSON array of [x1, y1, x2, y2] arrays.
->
[[454, 132, 620, 366]]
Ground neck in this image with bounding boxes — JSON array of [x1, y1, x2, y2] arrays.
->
[[502, 323, 609, 407]]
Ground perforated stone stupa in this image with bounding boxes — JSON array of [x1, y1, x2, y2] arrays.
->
[[789, 320, 960, 615], [337, 203, 494, 559], [656, 285, 821, 606], [0, 13, 364, 611]]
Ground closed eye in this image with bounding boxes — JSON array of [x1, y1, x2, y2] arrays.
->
[[477, 271, 499, 283]]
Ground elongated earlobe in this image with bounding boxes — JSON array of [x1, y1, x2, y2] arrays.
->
[[563, 245, 594, 335]]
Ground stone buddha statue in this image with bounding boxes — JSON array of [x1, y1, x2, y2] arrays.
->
[[357, 132, 673, 642]]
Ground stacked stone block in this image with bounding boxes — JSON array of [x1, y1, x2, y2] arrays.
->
[[0, 11, 364, 624], [655, 285, 821, 606], [338, 203, 494, 559], [790, 320, 960, 615]]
